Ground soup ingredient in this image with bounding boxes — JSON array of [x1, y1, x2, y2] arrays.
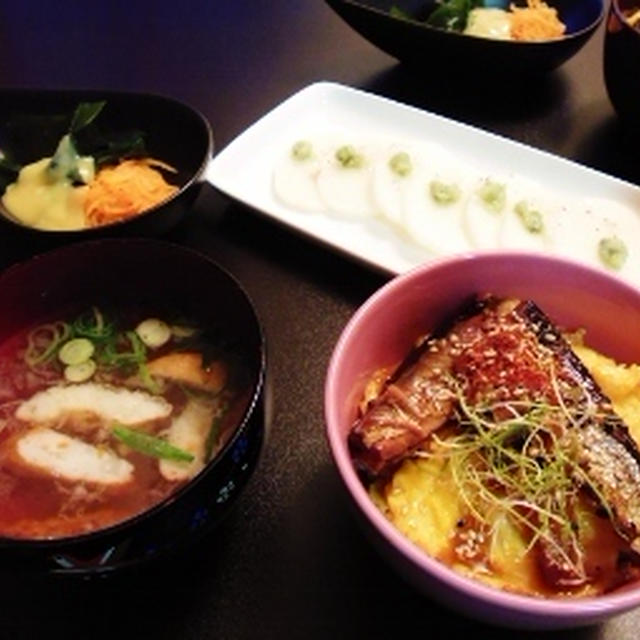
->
[[351, 296, 640, 595], [135, 318, 172, 348], [159, 399, 217, 481], [147, 352, 227, 393], [16, 382, 172, 425], [112, 424, 195, 462], [64, 359, 97, 383], [84, 158, 178, 226], [16, 427, 133, 485], [58, 337, 95, 366]]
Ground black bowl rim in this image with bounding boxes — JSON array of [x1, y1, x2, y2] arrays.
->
[[0, 88, 214, 234], [0, 237, 266, 549], [326, 0, 606, 43]]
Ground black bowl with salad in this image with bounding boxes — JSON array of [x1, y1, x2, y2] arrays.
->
[[325, 0, 605, 74], [0, 89, 212, 237]]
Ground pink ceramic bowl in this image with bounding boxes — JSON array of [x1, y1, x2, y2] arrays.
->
[[325, 251, 640, 629]]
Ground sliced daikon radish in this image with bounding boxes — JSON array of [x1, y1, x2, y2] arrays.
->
[[498, 176, 555, 252], [370, 143, 428, 228], [16, 427, 133, 485], [272, 138, 327, 212], [403, 149, 476, 255], [16, 383, 172, 425], [463, 175, 510, 249], [316, 142, 377, 218], [549, 197, 640, 287], [159, 399, 216, 481]]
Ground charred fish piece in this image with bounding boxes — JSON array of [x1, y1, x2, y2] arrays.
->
[[349, 296, 640, 558]]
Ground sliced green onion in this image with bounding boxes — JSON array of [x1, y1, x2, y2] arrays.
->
[[58, 337, 95, 365], [101, 331, 146, 367], [24, 321, 71, 368], [72, 306, 114, 341], [64, 359, 97, 382], [112, 424, 194, 462], [135, 318, 171, 348]]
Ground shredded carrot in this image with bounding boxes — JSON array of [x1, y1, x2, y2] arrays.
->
[[84, 158, 178, 226], [509, 0, 566, 41]]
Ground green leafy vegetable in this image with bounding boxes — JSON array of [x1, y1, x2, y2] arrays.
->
[[69, 101, 106, 134], [389, 0, 483, 32], [72, 306, 115, 342], [113, 424, 195, 462]]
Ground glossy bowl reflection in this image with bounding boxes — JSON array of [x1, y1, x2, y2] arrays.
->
[[0, 239, 266, 577], [326, 0, 605, 74], [325, 252, 640, 629]]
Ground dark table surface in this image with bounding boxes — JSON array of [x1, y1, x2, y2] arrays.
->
[[1, 2, 640, 639]]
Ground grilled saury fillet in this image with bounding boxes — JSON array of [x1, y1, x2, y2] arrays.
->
[[349, 296, 640, 558]]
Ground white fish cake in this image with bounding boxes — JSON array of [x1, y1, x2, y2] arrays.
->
[[403, 148, 476, 255], [272, 138, 328, 213], [16, 383, 172, 425], [16, 427, 133, 485], [315, 141, 377, 219], [159, 399, 215, 481]]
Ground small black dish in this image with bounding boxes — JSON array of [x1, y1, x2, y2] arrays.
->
[[604, 0, 640, 132], [326, 0, 605, 75], [0, 90, 212, 237], [0, 238, 266, 578]]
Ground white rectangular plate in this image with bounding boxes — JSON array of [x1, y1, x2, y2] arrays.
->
[[206, 82, 640, 276]]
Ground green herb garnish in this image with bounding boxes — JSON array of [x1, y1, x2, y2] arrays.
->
[[113, 424, 194, 462]]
